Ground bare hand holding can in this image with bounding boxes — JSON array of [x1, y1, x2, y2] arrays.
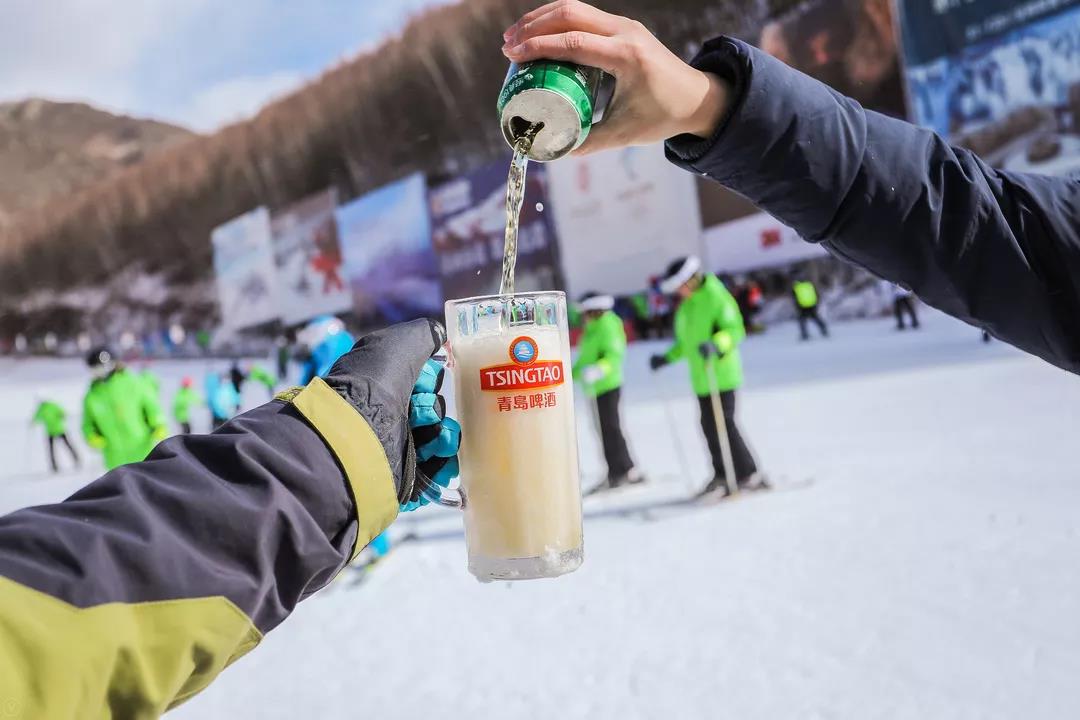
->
[[502, 0, 731, 155]]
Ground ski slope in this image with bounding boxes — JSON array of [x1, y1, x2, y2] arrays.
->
[[2, 310, 1079, 719]]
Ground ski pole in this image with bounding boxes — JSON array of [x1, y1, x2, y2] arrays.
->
[[706, 356, 738, 497], [660, 394, 693, 485], [590, 391, 606, 480]]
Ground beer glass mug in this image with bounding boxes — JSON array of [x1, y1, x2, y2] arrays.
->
[[435, 291, 583, 581]]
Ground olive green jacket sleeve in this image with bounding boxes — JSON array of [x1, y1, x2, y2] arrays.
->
[[0, 379, 397, 717]]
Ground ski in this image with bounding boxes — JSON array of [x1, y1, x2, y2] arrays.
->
[[635, 476, 815, 522]]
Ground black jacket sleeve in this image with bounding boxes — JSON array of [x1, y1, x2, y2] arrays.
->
[[667, 37, 1080, 374], [0, 382, 400, 715]]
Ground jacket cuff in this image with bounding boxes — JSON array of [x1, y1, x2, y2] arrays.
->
[[666, 36, 868, 242], [665, 37, 752, 167], [712, 331, 734, 354], [288, 378, 399, 560]]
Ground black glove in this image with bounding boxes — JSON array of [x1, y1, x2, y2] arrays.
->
[[649, 354, 669, 371], [698, 341, 722, 359], [323, 318, 459, 509]]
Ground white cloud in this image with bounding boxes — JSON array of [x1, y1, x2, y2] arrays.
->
[[0, 0, 211, 117], [179, 70, 305, 131], [0, 0, 455, 129]]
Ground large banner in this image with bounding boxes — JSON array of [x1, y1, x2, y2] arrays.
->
[[270, 188, 352, 325], [901, 0, 1080, 176], [428, 157, 562, 300], [699, 0, 908, 255], [211, 207, 279, 332], [703, 212, 827, 274], [759, 0, 907, 117], [338, 173, 442, 327], [546, 143, 703, 297]]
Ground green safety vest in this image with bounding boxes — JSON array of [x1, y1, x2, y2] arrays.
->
[[573, 311, 626, 397], [793, 281, 819, 309], [665, 274, 746, 396]]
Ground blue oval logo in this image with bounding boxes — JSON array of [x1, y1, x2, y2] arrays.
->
[[510, 337, 538, 365]]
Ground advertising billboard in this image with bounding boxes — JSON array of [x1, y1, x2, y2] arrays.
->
[[270, 188, 352, 325], [338, 173, 442, 327]]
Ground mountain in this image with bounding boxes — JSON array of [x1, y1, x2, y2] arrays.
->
[[0, 99, 194, 229]]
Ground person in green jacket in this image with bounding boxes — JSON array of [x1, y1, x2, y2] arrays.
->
[[31, 398, 81, 473], [792, 275, 829, 341], [249, 363, 278, 398], [649, 256, 763, 496], [173, 377, 200, 434], [83, 346, 169, 470], [572, 292, 642, 492]]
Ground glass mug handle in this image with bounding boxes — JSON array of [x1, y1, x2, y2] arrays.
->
[[414, 469, 467, 509]]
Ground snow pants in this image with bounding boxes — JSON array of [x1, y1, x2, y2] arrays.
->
[[595, 387, 635, 481], [894, 296, 920, 329], [47, 433, 80, 473], [798, 306, 829, 339], [697, 391, 757, 481]]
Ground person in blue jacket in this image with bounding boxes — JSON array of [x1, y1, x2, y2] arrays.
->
[[295, 314, 394, 554], [502, 1, 1080, 376], [205, 371, 242, 429], [297, 315, 357, 385]]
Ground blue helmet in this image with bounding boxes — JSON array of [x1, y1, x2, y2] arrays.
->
[[297, 315, 346, 354]]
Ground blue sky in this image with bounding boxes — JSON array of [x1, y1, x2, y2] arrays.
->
[[0, 0, 453, 131]]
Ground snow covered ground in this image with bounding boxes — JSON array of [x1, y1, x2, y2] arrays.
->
[[2, 308, 1080, 719]]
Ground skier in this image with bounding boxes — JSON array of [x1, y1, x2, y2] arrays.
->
[[249, 363, 278, 398], [229, 360, 246, 395], [792, 275, 828, 341], [736, 277, 764, 334], [649, 256, 762, 496], [502, 0, 1080, 374], [297, 315, 356, 385], [82, 346, 168, 470], [294, 313, 395, 553], [275, 334, 292, 381], [205, 372, 241, 429], [891, 284, 921, 331], [31, 397, 80, 473], [572, 291, 642, 491], [0, 320, 461, 715], [173, 376, 200, 434]]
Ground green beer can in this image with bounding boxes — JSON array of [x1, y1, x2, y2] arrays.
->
[[497, 61, 615, 162]]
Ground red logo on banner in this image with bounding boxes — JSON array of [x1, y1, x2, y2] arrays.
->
[[480, 361, 565, 392], [760, 228, 781, 248]]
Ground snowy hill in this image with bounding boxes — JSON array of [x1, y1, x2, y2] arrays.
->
[[2, 309, 1079, 719], [0, 99, 192, 229]]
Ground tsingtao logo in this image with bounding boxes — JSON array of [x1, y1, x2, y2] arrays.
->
[[509, 336, 538, 365], [479, 335, 564, 392]]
